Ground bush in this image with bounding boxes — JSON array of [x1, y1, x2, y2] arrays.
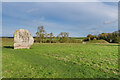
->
[[83, 37, 90, 41], [84, 31, 119, 43], [59, 37, 69, 43]]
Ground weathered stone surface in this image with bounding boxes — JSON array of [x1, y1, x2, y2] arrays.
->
[[14, 29, 34, 49]]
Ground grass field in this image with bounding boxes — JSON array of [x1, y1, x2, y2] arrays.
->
[[1, 38, 119, 78]]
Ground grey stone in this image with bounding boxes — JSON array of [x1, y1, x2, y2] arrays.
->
[[14, 29, 34, 49]]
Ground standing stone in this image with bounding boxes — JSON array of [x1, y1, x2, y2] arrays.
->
[[14, 29, 34, 49]]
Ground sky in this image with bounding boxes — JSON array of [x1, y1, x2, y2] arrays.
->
[[1, 1, 118, 37]]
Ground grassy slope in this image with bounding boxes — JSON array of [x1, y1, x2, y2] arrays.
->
[[86, 40, 109, 44], [2, 38, 119, 78]]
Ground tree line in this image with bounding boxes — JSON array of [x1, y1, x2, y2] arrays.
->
[[35, 26, 119, 43], [35, 26, 80, 43], [83, 31, 119, 43]]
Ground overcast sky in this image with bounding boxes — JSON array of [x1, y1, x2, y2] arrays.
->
[[2, 2, 118, 37]]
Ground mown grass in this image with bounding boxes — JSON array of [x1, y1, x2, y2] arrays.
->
[[2, 38, 119, 78]]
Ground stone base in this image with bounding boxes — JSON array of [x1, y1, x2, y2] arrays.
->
[[14, 43, 31, 49], [14, 46, 30, 49]]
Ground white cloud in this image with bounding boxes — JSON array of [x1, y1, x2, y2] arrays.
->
[[104, 19, 118, 24], [27, 8, 40, 13], [2, 2, 118, 37], [26, 2, 117, 22]]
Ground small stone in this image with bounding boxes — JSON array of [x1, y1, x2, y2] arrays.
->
[[14, 29, 34, 49], [82, 41, 86, 44]]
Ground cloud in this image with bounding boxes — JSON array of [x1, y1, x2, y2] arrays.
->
[[2, 2, 118, 37], [39, 16, 45, 21], [104, 19, 118, 24], [26, 2, 118, 23], [3, 2, 118, 24], [27, 8, 40, 13], [2, 0, 119, 2]]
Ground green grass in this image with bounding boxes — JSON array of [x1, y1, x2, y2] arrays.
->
[[2, 38, 119, 78]]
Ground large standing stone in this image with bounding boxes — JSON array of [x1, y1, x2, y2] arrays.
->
[[14, 29, 34, 49]]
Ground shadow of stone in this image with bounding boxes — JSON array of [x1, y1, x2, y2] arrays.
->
[[3, 46, 14, 49]]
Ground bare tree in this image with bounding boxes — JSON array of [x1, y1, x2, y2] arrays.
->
[[36, 26, 46, 43], [49, 32, 53, 43], [59, 32, 69, 43]]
